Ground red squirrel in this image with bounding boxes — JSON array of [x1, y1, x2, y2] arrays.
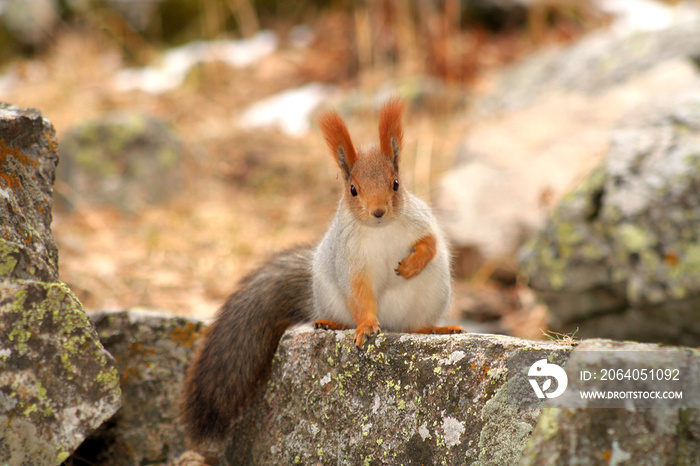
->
[[182, 98, 463, 444]]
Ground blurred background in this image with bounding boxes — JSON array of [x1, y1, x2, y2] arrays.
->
[[1, 0, 695, 340]]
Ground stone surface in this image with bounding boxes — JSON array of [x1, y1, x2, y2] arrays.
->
[[55, 311, 699, 465], [473, 9, 700, 117], [0, 103, 59, 282], [520, 88, 700, 345], [57, 113, 182, 213], [0, 0, 59, 47], [524, 407, 700, 466], [0, 281, 121, 464], [221, 329, 572, 465], [69, 310, 207, 465], [0, 102, 121, 463], [436, 9, 700, 262], [522, 339, 700, 465]]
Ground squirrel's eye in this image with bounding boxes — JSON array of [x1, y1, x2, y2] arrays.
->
[[350, 185, 358, 197], [393, 179, 399, 191]]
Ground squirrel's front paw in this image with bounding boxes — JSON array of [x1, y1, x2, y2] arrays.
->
[[395, 258, 422, 279], [353, 321, 380, 347]]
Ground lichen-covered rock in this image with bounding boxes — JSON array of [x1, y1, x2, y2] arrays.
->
[[67, 309, 699, 465], [0, 102, 121, 464], [0, 103, 59, 281], [221, 329, 572, 465], [524, 407, 700, 466], [521, 340, 700, 465], [69, 310, 206, 465], [474, 13, 700, 117], [436, 8, 700, 263], [520, 89, 700, 345], [0, 281, 121, 464], [57, 113, 182, 213]]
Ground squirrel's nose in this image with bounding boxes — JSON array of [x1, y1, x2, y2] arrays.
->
[[372, 208, 385, 218]]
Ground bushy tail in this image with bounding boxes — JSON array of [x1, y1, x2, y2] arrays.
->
[[182, 247, 313, 444]]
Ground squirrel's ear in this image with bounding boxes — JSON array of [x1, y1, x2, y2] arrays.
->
[[318, 111, 358, 178], [378, 97, 406, 170]]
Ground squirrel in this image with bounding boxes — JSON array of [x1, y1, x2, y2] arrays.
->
[[182, 98, 464, 445]]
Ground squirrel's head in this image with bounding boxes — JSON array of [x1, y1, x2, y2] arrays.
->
[[318, 98, 406, 226]]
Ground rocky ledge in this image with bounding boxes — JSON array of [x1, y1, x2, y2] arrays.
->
[[3, 96, 699, 465], [0, 103, 121, 464]]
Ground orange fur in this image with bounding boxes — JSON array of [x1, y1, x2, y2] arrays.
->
[[313, 319, 352, 331], [318, 111, 358, 176], [410, 325, 465, 335], [349, 272, 380, 346], [344, 144, 400, 222], [396, 234, 437, 279], [378, 97, 406, 165]]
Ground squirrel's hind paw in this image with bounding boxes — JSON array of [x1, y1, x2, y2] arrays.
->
[[314, 319, 352, 331], [411, 325, 465, 335]]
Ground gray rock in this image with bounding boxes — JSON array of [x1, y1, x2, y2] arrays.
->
[[474, 12, 700, 117], [0, 281, 122, 464], [61, 310, 700, 465], [221, 329, 572, 465], [0, 103, 121, 464], [522, 340, 700, 465], [0, 103, 59, 281], [436, 9, 700, 263], [520, 89, 700, 345], [57, 113, 182, 213], [70, 310, 207, 465], [0, 0, 59, 47], [64, 311, 570, 465]]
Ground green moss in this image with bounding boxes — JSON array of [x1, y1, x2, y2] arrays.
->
[[0, 251, 18, 276], [556, 222, 581, 256], [616, 224, 655, 253], [581, 243, 605, 261], [681, 244, 700, 274], [158, 147, 180, 167], [533, 408, 560, 441], [4, 279, 121, 410], [23, 404, 38, 416]]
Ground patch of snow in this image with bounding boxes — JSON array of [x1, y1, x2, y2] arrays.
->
[[114, 31, 278, 94], [596, 0, 673, 33], [239, 83, 335, 137]]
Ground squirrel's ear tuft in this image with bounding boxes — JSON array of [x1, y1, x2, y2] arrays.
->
[[378, 97, 406, 170], [319, 111, 358, 178]]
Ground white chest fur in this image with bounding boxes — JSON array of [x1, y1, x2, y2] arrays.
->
[[312, 194, 451, 331]]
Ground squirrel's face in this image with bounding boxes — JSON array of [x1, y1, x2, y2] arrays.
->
[[344, 146, 402, 226], [318, 98, 407, 227]]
